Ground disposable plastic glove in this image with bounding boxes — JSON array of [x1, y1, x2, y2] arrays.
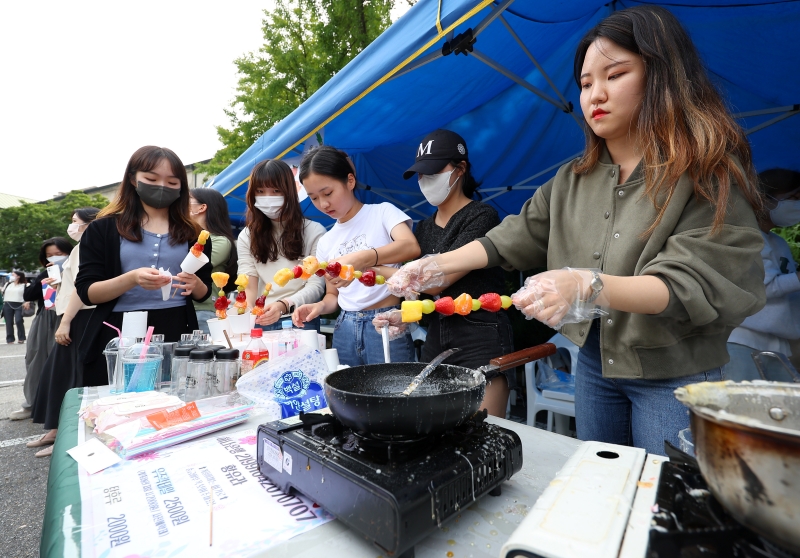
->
[[511, 268, 607, 328], [385, 255, 448, 299], [372, 310, 409, 341]]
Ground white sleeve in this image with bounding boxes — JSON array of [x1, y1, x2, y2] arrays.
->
[[303, 221, 327, 259], [236, 228, 257, 278], [379, 203, 412, 236]]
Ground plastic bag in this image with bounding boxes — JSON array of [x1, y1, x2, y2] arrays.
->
[[535, 360, 575, 397], [235, 344, 330, 420]]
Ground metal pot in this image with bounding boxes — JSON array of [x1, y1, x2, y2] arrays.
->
[[675, 381, 800, 553]]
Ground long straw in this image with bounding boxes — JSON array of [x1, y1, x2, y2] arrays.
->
[[127, 326, 155, 391], [102, 321, 121, 338]]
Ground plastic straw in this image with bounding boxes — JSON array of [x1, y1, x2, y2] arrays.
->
[[128, 326, 155, 391], [103, 321, 122, 338]]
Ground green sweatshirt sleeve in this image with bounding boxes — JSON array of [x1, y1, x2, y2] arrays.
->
[[480, 177, 554, 271]]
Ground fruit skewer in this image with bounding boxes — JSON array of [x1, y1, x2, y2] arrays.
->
[[210, 272, 231, 319], [274, 256, 386, 288], [398, 293, 513, 323]]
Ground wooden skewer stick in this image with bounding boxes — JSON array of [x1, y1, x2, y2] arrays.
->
[[209, 484, 214, 546], [223, 330, 233, 349]]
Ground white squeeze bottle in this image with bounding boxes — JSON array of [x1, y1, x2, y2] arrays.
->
[[241, 328, 268, 374]]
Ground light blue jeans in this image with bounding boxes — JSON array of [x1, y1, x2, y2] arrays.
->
[[574, 322, 724, 455], [258, 316, 320, 332], [195, 310, 216, 336], [333, 307, 414, 366]]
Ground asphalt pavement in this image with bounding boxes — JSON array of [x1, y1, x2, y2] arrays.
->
[[0, 314, 50, 558]]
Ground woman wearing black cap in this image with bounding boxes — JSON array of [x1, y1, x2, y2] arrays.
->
[[374, 129, 515, 417]]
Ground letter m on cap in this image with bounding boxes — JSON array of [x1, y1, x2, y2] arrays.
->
[[417, 140, 434, 157]]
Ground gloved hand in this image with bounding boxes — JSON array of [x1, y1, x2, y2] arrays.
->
[[372, 310, 408, 341], [385, 255, 448, 299], [511, 268, 607, 328]]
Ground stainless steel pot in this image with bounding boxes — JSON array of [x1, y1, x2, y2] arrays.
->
[[675, 381, 800, 553]]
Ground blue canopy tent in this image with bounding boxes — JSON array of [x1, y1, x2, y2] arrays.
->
[[208, 0, 800, 227]]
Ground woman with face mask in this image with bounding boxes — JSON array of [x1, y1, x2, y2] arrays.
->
[[188, 188, 237, 334], [74, 146, 212, 388], [238, 159, 325, 330], [8, 238, 73, 422], [28, 208, 100, 457], [726, 168, 800, 381], [372, 129, 515, 417]]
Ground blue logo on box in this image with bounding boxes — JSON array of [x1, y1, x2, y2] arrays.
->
[[273, 370, 327, 419]]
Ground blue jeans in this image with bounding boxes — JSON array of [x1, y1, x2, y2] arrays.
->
[[574, 323, 724, 455], [257, 316, 320, 332], [195, 310, 216, 335], [333, 307, 414, 366]]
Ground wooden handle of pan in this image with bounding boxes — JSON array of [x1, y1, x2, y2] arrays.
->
[[487, 343, 558, 373]]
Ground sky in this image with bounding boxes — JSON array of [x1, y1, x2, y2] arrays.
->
[[0, 1, 411, 201]]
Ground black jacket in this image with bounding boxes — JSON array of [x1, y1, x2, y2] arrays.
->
[[23, 270, 48, 315], [75, 216, 212, 364]]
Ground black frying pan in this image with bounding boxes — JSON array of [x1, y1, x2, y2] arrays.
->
[[323, 344, 557, 437]]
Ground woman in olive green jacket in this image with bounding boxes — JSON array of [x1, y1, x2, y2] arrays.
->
[[386, 6, 766, 455]]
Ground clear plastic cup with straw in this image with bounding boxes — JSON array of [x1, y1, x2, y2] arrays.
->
[[121, 326, 162, 392]]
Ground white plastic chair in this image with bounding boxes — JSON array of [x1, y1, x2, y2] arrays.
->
[[524, 362, 575, 435], [523, 333, 579, 435]]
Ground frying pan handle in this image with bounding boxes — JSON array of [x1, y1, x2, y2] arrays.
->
[[487, 343, 558, 373]]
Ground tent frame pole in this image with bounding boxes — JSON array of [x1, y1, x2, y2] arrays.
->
[[498, 14, 583, 128]]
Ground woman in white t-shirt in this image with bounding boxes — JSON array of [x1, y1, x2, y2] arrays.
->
[[238, 159, 326, 330], [3, 270, 28, 344], [292, 146, 421, 365]]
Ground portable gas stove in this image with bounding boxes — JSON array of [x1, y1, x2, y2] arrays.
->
[[501, 441, 799, 558], [257, 410, 523, 558]]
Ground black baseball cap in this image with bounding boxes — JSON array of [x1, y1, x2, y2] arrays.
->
[[403, 129, 469, 179]]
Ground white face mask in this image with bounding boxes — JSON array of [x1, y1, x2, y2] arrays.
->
[[770, 199, 800, 228], [254, 195, 285, 220], [47, 255, 67, 264], [67, 222, 84, 241], [418, 170, 459, 207]]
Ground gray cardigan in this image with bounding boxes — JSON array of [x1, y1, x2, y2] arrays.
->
[[478, 150, 766, 380]]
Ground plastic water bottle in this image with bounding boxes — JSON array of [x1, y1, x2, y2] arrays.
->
[[241, 328, 268, 374], [277, 320, 299, 357]]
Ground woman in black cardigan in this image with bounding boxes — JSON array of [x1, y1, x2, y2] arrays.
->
[[75, 146, 212, 376]]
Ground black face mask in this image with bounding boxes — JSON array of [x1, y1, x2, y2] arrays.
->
[[136, 181, 181, 209]]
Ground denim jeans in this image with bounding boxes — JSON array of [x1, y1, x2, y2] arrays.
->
[[195, 310, 217, 335], [333, 307, 414, 366], [258, 316, 320, 332], [574, 322, 724, 455], [3, 302, 25, 343]]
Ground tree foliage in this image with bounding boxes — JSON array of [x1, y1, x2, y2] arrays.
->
[[0, 191, 109, 270], [777, 223, 800, 263], [197, 0, 396, 176]]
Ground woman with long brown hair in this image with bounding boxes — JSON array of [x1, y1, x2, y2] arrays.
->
[[237, 159, 325, 330], [386, 5, 766, 454], [75, 146, 212, 374]]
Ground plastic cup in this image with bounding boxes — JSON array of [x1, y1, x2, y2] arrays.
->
[[207, 318, 231, 343], [678, 427, 695, 456], [228, 313, 251, 335], [299, 330, 320, 351], [180, 251, 209, 274], [121, 355, 163, 392], [323, 348, 339, 372]]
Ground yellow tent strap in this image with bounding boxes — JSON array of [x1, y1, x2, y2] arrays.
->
[[436, 0, 443, 34], [224, 0, 493, 197]]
